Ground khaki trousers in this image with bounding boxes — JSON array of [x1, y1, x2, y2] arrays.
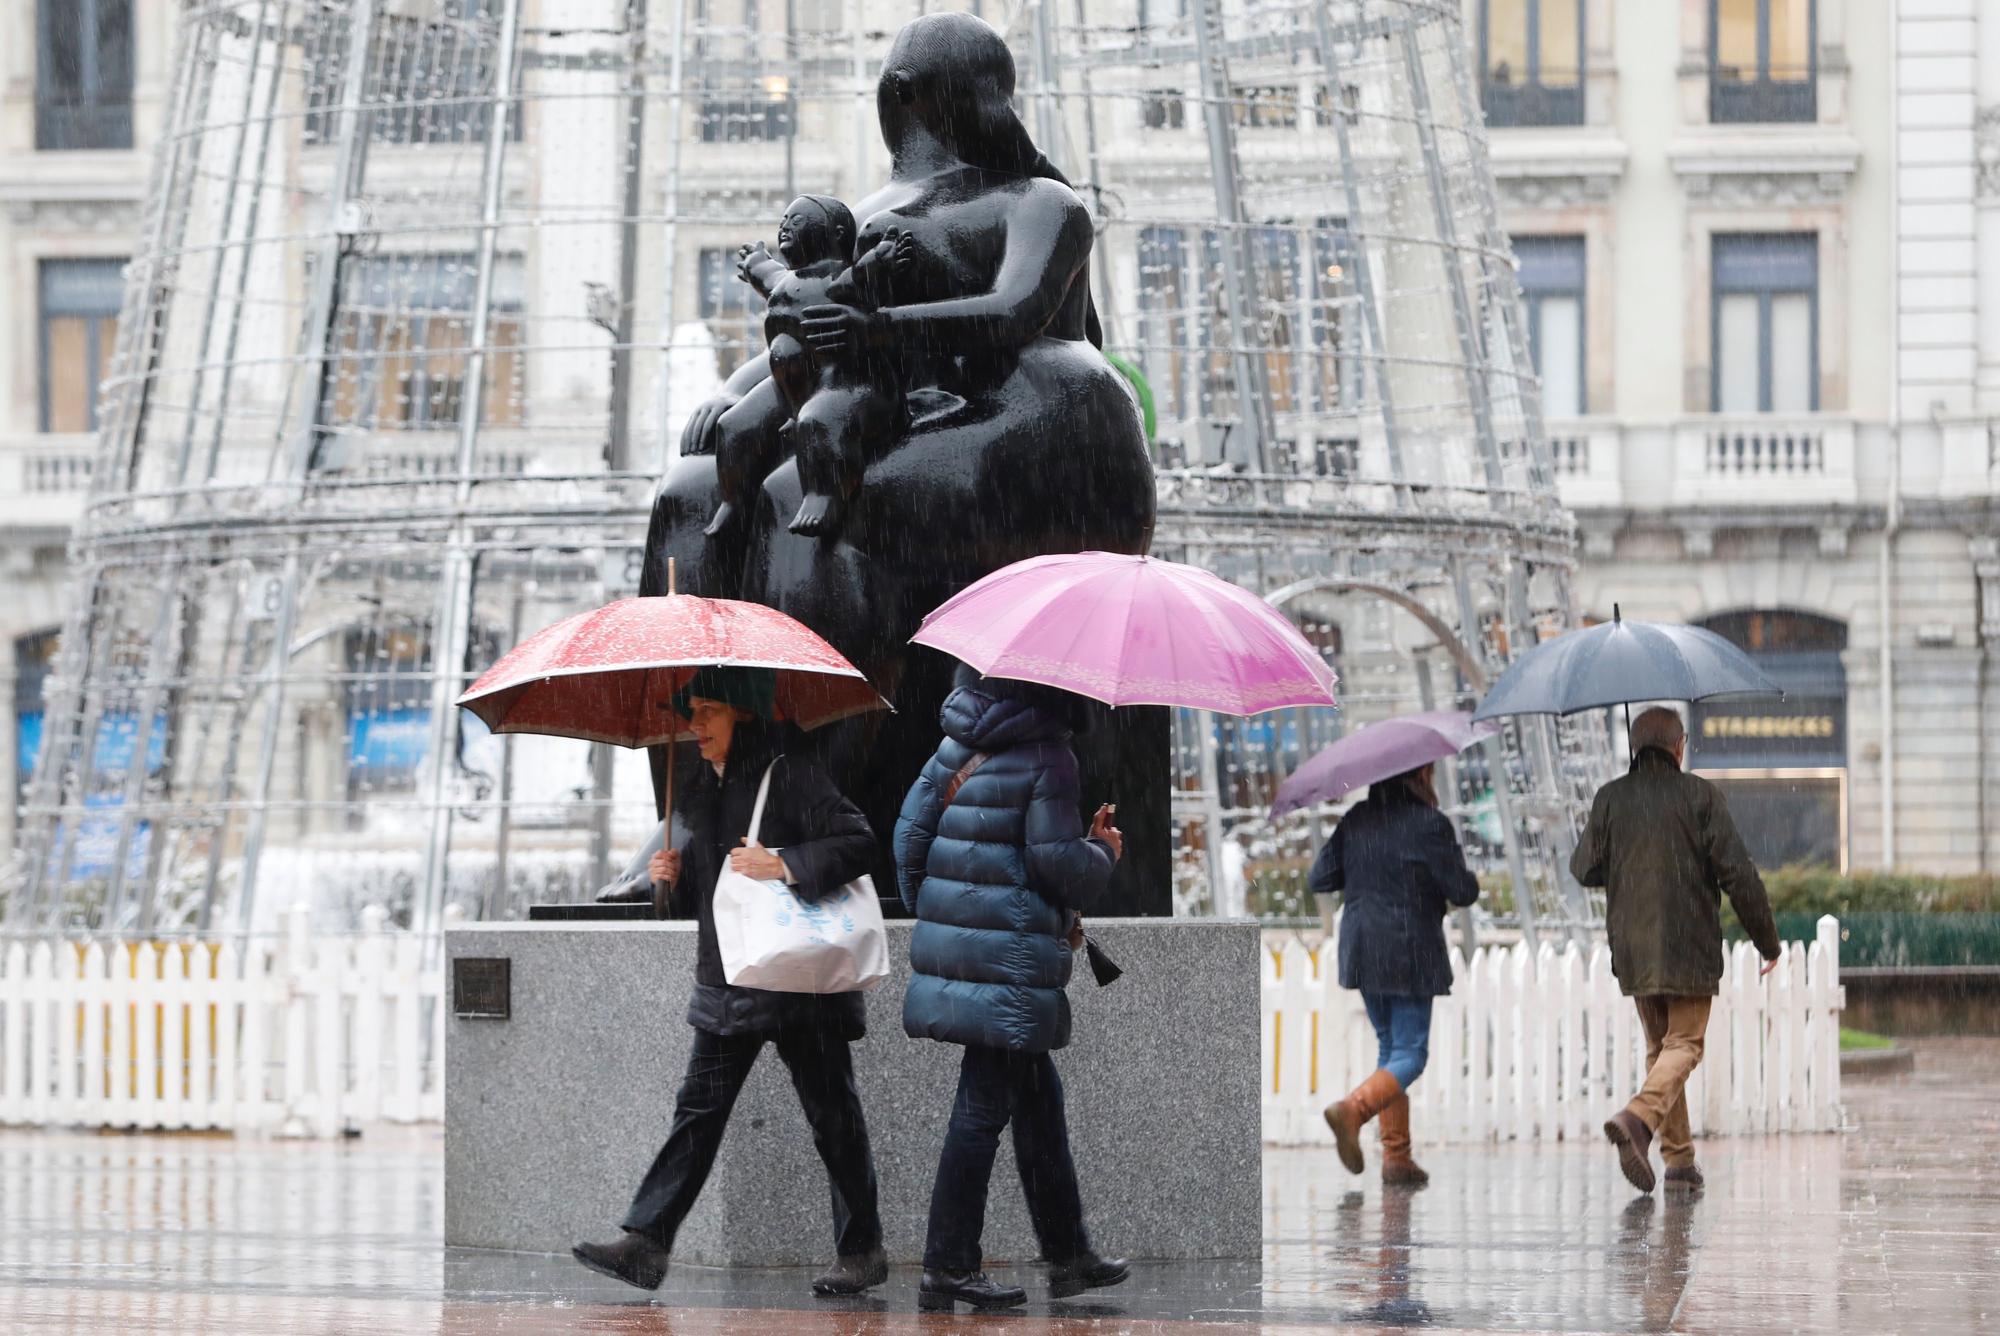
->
[[1627, 995, 1712, 1169]]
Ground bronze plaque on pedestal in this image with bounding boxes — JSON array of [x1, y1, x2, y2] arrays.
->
[[453, 957, 511, 1019]]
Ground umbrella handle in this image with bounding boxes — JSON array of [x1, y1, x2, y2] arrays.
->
[[654, 745, 676, 920]]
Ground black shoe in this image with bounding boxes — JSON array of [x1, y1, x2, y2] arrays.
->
[[1048, 1250, 1130, 1299], [812, 1246, 888, 1296], [571, 1232, 670, 1291], [917, 1269, 1028, 1312]]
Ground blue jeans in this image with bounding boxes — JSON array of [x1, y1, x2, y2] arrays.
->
[[1361, 993, 1433, 1090], [923, 1045, 1091, 1273]]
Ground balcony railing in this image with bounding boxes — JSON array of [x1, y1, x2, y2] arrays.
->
[[1672, 415, 1855, 507], [0, 434, 96, 530], [1546, 418, 1621, 510], [1482, 74, 1584, 129], [1708, 66, 1815, 124], [35, 98, 134, 151]]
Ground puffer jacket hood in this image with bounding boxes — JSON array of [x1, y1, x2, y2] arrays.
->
[[938, 683, 1074, 753]]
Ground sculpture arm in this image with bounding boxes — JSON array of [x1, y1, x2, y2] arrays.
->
[[803, 187, 1091, 357], [720, 350, 771, 397], [883, 192, 1090, 348], [737, 249, 788, 301], [679, 352, 772, 457]]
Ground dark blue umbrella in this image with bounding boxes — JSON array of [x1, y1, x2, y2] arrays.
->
[[1471, 606, 1780, 722]]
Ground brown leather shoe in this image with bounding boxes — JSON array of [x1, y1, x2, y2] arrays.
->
[[1663, 1163, 1704, 1192], [1324, 1069, 1403, 1176], [1604, 1109, 1657, 1194], [1378, 1094, 1429, 1188]]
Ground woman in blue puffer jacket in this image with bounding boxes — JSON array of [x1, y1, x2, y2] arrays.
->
[[893, 671, 1129, 1313]]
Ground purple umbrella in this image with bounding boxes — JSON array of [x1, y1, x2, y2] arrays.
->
[[1270, 710, 1499, 818]]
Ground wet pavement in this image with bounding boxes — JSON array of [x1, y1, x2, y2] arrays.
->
[[2, 1039, 1996, 1334]]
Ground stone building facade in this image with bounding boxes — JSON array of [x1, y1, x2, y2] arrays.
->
[[1483, 0, 2000, 874], [5, 0, 2000, 878]]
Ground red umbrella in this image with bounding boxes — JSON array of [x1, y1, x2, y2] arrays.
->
[[456, 574, 887, 840]]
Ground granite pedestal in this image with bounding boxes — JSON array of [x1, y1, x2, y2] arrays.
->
[[444, 919, 1261, 1264]]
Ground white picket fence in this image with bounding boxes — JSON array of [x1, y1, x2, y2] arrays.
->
[[0, 905, 448, 1137], [1262, 913, 1845, 1145]]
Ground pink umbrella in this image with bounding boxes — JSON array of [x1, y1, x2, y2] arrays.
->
[[1270, 710, 1498, 818], [910, 551, 1338, 714]]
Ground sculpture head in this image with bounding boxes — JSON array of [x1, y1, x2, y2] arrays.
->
[[877, 12, 1039, 178], [777, 194, 856, 268]]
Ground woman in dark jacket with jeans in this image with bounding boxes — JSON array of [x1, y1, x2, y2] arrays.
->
[[894, 673, 1128, 1312], [573, 667, 886, 1297], [1311, 762, 1479, 1187]]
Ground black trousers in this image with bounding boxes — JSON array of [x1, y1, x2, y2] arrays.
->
[[622, 1026, 882, 1257], [923, 1044, 1090, 1273]]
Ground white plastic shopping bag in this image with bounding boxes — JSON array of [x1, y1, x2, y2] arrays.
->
[[713, 760, 889, 993]]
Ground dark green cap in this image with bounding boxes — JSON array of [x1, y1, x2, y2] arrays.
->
[[671, 666, 777, 721]]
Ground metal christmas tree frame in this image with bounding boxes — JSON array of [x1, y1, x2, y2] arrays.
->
[[9, 0, 1603, 944]]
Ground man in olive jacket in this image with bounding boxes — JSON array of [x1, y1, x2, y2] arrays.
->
[[1570, 707, 1782, 1194]]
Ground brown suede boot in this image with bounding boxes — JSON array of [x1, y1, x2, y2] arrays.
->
[[1378, 1093, 1429, 1188], [1604, 1108, 1657, 1194], [1663, 1163, 1704, 1193], [1323, 1069, 1403, 1175]]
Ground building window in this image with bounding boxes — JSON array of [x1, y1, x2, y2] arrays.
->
[[1141, 92, 1186, 131], [1137, 227, 1193, 425], [36, 0, 133, 150], [40, 260, 126, 433], [1309, 223, 1364, 415], [693, 0, 794, 144], [1138, 223, 1358, 437], [1480, 0, 1583, 128], [1512, 236, 1586, 419], [698, 247, 766, 379], [305, 0, 523, 147], [1712, 233, 1817, 414], [1710, 0, 1815, 124], [1246, 227, 1302, 417], [1229, 86, 1301, 131], [325, 254, 526, 433]]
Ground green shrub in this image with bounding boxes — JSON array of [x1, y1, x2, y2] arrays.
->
[[1722, 867, 2000, 934]]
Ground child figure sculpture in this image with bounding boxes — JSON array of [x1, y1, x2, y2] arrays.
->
[[708, 195, 908, 539]]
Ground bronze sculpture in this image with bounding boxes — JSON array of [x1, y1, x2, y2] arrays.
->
[[606, 12, 1165, 910]]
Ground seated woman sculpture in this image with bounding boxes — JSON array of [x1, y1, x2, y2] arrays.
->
[[621, 10, 1159, 902]]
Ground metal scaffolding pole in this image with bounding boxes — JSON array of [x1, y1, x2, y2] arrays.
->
[[649, 0, 691, 469], [1398, 20, 1506, 499], [416, 0, 526, 948], [606, 0, 649, 473], [1070, 0, 1121, 350], [284, 0, 379, 482], [1310, 5, 1410, 506], [235, 550, 304, 935], [170, 0, 276, 498], [198, 0, 292, 488], [1454, 556, 1538, 949], [106, 571, 185, 930], [1188, 0, 1274, 472]]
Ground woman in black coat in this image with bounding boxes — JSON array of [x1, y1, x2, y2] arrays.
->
[[1309, 762, 1479, 1187], [573, 667, 886, 1297]]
